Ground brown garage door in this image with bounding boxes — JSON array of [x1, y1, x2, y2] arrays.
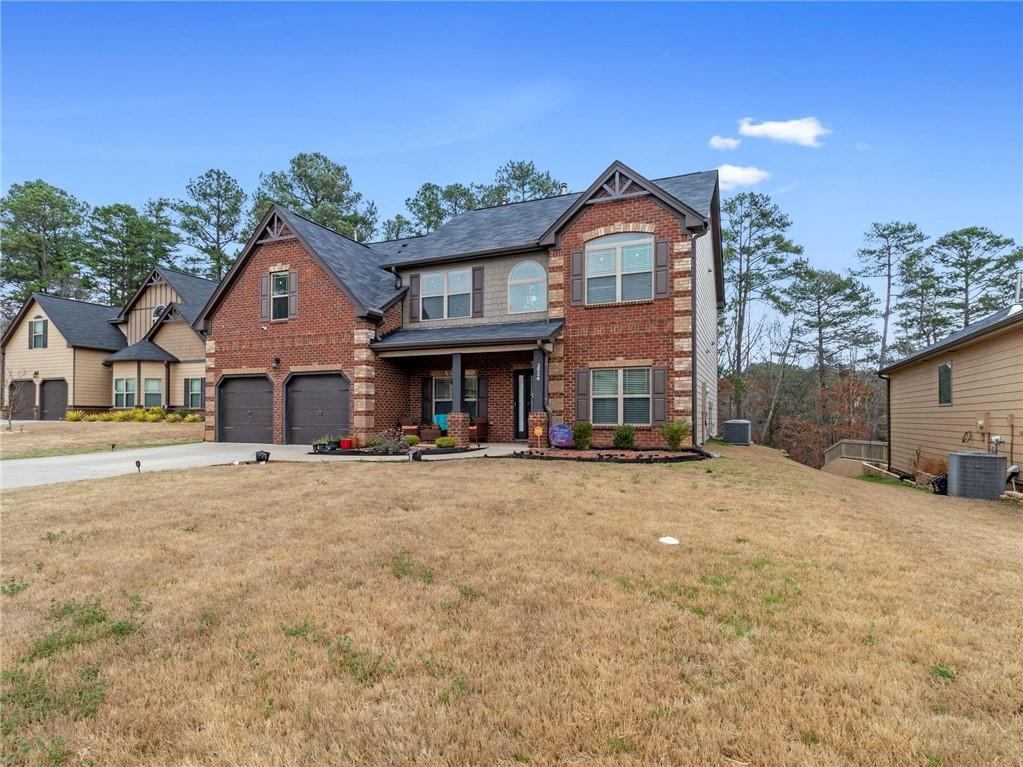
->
[[218, 377, 273, 443], [8, 380, 35, 420], [285, 373, 350, 445], [39, 379, 68, 420]]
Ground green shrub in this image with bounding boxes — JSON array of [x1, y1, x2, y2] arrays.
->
[[572, 422, 593, 449], [83, 414, 100, 422], [435, 436, 457, 449], [183, 413, 203, 423], [143, 412, 162, 423], [145, 406, 167, 419], [129, 409, 146, 422], [112, 410, 132, 422], [366, 435, 385, 448], [164, 413, 183, 423], [612, 425, 636, 449], [401, 434, 421, 447], [65, 410, 84, 422], [659, 420, 692, 450]]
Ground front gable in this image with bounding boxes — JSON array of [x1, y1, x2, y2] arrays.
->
[[116, 269, 184, 344], [147, 306, 207, 361]]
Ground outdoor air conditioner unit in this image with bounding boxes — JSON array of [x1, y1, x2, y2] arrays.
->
[[947, 451, 1007, 500], [722, 419, 752, 446]]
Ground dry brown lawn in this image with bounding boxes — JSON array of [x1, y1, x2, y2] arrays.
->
[[0, 420, 204, 460], [1, 446, 1020, 766]]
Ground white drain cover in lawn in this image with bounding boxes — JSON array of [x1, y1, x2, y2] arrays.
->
[[658, 536, 680, 545]]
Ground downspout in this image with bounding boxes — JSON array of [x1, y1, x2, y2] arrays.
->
[[690, 223, 710, 445], [878, 372, 892, 471]]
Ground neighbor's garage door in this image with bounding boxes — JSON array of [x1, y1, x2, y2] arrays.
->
[[285, 373, 350, 445], [8, 380, 35, 420], [218, 377, 274, 443], [39, 379, 68, 420]]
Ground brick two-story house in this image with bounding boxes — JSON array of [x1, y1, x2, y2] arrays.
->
[[194, 161, 723, 448]]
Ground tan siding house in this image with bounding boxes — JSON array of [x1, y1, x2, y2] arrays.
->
[[881, 305, 1023, 475]]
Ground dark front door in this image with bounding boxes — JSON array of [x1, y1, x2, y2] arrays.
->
[[513, 370, 533, 440], [219, 376, 274, 443], [8, 380, 35, 420], [39, 379, 68, 420], [286, 373, 350, 445]]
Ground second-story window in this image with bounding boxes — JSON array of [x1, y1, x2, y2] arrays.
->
[[421, 269, 471, 320], [29, 319, 46, 349], [508, 261, 547, 313], [271, 272, 290, 320], [585, 233, 654, 305]]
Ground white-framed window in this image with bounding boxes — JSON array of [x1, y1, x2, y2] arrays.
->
[[186, 378, 203, 410], [271, 271, 290, 320], [508, 261, 547, 314], [29, 319, 46, 349], [152, 305, 165, 324], [421, 269, 471, 320], [144, 378, 162, 408], [433, 375, 478, 420], [114, 378, 136, 408], [585, 233, 654, 305], [591, 368, 651, 426], [938, 362, 952, 406]]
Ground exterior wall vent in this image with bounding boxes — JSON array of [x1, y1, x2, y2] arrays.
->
[[722, 419, 752, 446], [947, 451, 1007, 500]]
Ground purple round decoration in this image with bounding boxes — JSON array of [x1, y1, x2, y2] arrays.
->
[[549, 423, 574, 448]]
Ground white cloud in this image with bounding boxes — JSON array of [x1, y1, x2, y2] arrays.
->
[[738, 116, 831, 147], [717, 164, 770, 191], [855, 141, 872, 151], [708, 135, 741, 150]]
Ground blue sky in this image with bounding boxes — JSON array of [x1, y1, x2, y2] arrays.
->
[[3, 2, 1021, 275]]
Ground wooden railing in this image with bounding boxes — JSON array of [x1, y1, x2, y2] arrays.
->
[[823, 439, 888, 465]]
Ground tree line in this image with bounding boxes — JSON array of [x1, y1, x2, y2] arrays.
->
[[0, 153, 563, 315], [720, 192, 1021, 466]]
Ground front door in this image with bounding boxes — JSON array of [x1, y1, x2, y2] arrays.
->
[[513, 370, 533, 440]]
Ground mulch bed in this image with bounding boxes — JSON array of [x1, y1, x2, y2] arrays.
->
[[510, 447, 711, 463]]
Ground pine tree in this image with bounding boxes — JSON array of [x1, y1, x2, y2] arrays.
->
[[931, 227, 1022, 327], [174, 169, 245, 280]]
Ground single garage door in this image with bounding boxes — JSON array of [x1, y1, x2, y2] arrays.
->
[[286, 373, 350, 445], [219, 377, 273, 443], [39, 379, 68, 420], [8, 380, 35, 420]]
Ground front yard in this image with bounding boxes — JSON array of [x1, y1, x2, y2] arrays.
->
[[1, 447, 1020, 766], [0, 421, 204, 460]]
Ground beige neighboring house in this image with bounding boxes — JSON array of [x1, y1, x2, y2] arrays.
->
[[880, 301, 1023, 476], [1, 267, 217, 419]]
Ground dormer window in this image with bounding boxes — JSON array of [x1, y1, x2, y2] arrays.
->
[[508, 261, 547, 314], [585, 233, 654, 305]]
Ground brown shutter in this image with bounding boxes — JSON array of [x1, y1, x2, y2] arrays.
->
[[570, 252, 584, 305], [654, 240, 670, 298], [574, 368, 589, 422], [259, 274, 270, 321], [183, 378, 188, 411], [288, 270, 298, 317], [652, 367, 667, 425], [471, 266, 484, 317], [409, 274, 421, 322], [477, 376, 488, 421], [42, 320, 47, 348], [420, 376, 432, 423], [28, 321, 33, 349]]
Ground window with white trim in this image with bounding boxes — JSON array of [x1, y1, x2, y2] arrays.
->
[[585, 233, 654, 305], [421, 269, 471, 320], [433, 375, 478, 420], [29, 319, 46, 349], [591, 368, 651, 426], [508, 261, 547, 314], [114, 378, 136, 408], [186, 378, 203, 410], [144, 378, 162, 408], [152, 305, 165, 324], [271, 272, 290, 320]]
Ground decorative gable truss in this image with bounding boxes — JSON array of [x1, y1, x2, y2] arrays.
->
[[255, 211, 296, 244], [589, 168, 646, 204]]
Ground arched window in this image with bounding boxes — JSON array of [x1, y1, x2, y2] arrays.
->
[[152, 305, 165, 324], [508, 261, 547, 314], [584, 233, 654, 305]]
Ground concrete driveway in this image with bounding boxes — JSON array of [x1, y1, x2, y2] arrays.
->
[[1, 442, 519, 490]]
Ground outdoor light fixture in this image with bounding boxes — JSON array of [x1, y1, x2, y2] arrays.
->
[[271, 357, 281, 369], [32, 371, 39, 379], [255, 451, 270, 464]]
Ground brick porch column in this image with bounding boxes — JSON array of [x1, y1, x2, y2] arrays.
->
[[528, 411, 549, 449], [447, 412, 470, 448]]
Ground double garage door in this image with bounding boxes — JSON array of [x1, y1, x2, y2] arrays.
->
[[218, 374, 350, 444]]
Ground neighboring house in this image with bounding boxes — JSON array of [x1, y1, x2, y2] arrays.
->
[[880, 301, 1023, 475], [195, 160, 723, 447], [0, 267, 217, 419]]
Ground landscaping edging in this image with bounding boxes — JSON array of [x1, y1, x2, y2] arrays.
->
[[508, 446, 712, 464]]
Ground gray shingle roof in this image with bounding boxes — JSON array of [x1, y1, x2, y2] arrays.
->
[[159, 268, 218, 324], [104, 339, 178, 363], [371, 318, 565, 351], [880, 304, 1023, 373], [31, 294, 126, 351]]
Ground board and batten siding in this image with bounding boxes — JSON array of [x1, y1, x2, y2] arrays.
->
[[888, 324, 1023, 474], [2, 300, 74, 409], [693, 230, 719, 441], [72, 349, 113, 408], [125, 283, 180, 345], [399, 252, 549, 329]]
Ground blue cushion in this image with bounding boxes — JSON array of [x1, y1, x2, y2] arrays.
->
[[433, 413, 448, 431]]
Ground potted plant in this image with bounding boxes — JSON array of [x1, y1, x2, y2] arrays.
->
[[340, 436, 354, 450]]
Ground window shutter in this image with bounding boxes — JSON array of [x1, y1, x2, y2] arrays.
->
[[420, 376, 432, 423], [570, 252, 584, 305], [199, 377, 206, 410], [28, 322, 33, 349], [652, 367, 667, 425], [288, 270, 298, 317], [42, 320, 47, 348], [471, 266, 484, 317], [409, 274, 421, 323], [654, 240, 670, 298], [574, 368, 589, 422], [183, 379, 188, 410], [259, 274, 270, 321], [477, 376, 488, 421]]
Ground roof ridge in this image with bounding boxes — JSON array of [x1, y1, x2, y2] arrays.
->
[[158, 266, 218, 284], [276, 206, 376, 252], [33, 292, 116, 309]]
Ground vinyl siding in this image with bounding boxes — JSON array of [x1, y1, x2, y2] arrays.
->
[[126, 283, 180, 344], [693, 230, 719, 441], [170, 362, 206, 408], [72, 349, 112, 408], [151, 319, 205, 361], [399, 252, 549, 329], [888, 324, 1023, 473], [1, 300, 74, 408]]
